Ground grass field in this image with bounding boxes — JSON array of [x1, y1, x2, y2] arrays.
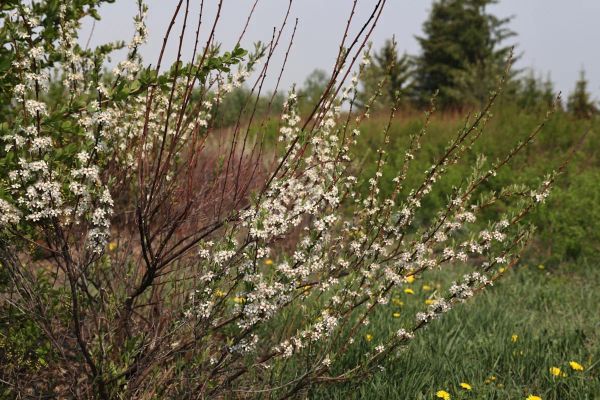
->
[[309, 262, 599, 399]]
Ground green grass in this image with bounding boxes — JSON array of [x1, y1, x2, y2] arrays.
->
[[310, 263, 600, 399]]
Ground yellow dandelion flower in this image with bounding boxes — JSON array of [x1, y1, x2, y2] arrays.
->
[[435, 390, 451, 400], [233, 296, 245, 304], [526, 395, 542, 400], [489, 375, 496, 381], [214, 289, 226, 297], [425, 299, 435, 305], [537, 264, 545, 270], [498, 267, 506, 273], [108, 241, 118, 251], [459, 382, 472, 390], [405, 275, 416, 284], [365, 333, 373, 342], [392, 298, 404, 306], [404, 288, 414, 295], [422, 284, 433, 291], [511, 334, 518, 343], [549, 367, 561, 377], [569, 361, 584, 371], [392, 312, 401, 318], [264, 258, 273, 265]]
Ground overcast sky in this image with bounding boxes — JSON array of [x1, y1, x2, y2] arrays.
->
[[81, 0, 600, 99]]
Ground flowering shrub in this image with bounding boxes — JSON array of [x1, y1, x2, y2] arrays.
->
[[0, 1, 573, 398]]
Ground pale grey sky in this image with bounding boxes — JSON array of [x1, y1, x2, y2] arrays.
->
[[81, 0, 600, 99]]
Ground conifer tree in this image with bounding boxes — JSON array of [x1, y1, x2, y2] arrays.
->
[[567, 69, 597, 119], [358, 39, 413, 110], [414, 0, 515, 109]]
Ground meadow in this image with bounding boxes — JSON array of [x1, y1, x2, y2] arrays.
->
[[305, 107, 600, 399]]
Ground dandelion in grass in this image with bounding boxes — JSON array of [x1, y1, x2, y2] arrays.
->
[[511, 334, 519, 343], [526, 395, 542, 400], [436, 389, 451, 399], [569, 361, 584, 371], [264, 258, 274, 265], [425, 299, 435, 305], [108, 241, 117, 251], [405, 275, 416, 284], [422, 284, 433, 291], [365, 334, 373, 342], [459, 382, 472, 390], [392, 298, 404, 306], [404, 288, 415, 295], [549, 366, 566, 377], [392, 312, 401, 318]]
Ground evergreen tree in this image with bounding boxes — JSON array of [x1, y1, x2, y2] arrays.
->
[[514, 70, 557, 112], [451, 58, 504, 108], [414, 0, 515, 109], [358, 39, 413, 110], [567, 69, 597, 119]]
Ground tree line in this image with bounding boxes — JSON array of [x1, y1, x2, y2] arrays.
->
[[207, 0, 597, 128], [302, 0, 598, 118]]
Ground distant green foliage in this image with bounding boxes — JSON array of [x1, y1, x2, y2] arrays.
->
[[413, 0, 515, 109], [355, 106, 599, 265], [211, 86, 285, 128], [511, 70, 557, 112], [297, 68, 329, 114]]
